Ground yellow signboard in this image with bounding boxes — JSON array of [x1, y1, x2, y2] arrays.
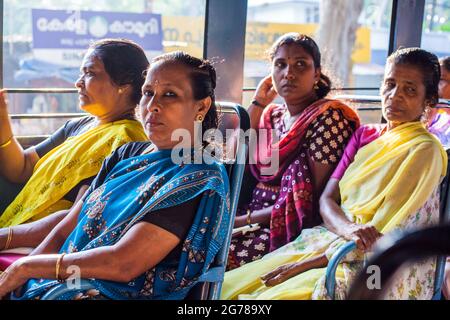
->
[[244, 23, 317, 60], [162, 16, 204, 57], [162, 17, 371, 64]]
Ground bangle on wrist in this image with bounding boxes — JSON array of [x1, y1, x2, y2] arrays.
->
[[55, 253, 66, 282], [3, 227, 13, 251], [0, 136, 12, 149], [251, 99, 266, 109], [246, 209, 252, 225]]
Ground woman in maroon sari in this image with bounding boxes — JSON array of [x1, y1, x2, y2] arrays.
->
[[227, 33, 360, 270]]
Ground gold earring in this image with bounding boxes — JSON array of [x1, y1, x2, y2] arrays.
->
[[195, 114, 204, 122], [314, 81, 319, 90], [118, 88, 123, 94]]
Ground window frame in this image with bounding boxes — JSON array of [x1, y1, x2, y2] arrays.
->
[[0, 0, 431, 105]]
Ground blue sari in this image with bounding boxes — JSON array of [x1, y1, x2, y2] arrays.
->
[[17, 149, 230, 300]]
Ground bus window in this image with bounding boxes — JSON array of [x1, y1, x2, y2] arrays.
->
[[3, 0, 206, 136], [421, 0, 450, 59], [243, 0, 393, 124]]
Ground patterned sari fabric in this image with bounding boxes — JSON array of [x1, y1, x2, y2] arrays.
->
[[427, 105, 450, 148], [0, 120, 147, 227], [15, 149, 230, 300], [227, 100, 359, 270], [222, 122, 447, 300]]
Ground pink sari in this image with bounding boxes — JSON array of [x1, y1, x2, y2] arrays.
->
[[251, 99, 360, 250]]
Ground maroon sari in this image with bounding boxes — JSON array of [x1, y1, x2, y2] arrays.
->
[[227, 99, 359, 270]]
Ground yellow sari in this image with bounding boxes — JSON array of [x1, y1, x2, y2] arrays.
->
[[0, 119, 147, 227], [222, 122, 447, 300]]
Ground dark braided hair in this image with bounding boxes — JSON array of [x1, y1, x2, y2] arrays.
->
[[387, 47, 441, 107], [89, 38, 149, 105], [151, 51, 218, 133], [268, 32, 332, 99]]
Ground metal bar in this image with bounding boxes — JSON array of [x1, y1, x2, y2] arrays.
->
[[10, 113, 85, 119], [243, 87, 381, 92], [0, 0, 4, 88], [203, 0, 248, 103], [203, 0, 210, 60], [357, 107, 382, 111], [10, 101, 246, 119], [388, 0, 399, 55], [388, 0, 425, 54], [7, 87, 381, 93], [4, 88, 77, 93], [333, 94, 381, 103]]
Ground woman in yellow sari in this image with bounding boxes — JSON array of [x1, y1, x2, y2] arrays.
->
[[222, 47, 446, 300], [0, 39, 148, 230]]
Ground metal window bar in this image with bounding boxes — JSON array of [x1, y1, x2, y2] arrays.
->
[[6, 89, 450, 119], [243, 87, 381, 92]]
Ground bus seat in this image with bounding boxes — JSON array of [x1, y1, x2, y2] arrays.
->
[[346, 224, 450, 300], [17, 135, 49, 149]]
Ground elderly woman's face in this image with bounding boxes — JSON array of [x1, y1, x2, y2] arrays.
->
[[75, 49, 126, 116], [439, 65, 450, 99], [271, 44, 320, 105], [139, 61, 207, 150], [381, 62, 428, 126]]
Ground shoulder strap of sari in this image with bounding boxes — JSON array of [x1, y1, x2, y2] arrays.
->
[[340, 122, 447, 233]]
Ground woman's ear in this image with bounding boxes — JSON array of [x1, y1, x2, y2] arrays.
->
[[197, 96, 212, 116], [118, 84, 133, 95], [314, 67, 321, 83]]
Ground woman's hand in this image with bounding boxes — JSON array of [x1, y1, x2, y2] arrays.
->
[[253, 75, 277, 108], [342, 223, 383, 252], [0, 90, 8, 111], [261, 262, 305, 287], [261, 254, 329, 287], [0, 261, 29, 299]]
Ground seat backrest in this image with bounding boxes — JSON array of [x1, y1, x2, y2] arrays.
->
[[17, 135, 49, 149], [438, 149, 450, 223], [185, 101, 250, 300], [433, 148, 450, 297]]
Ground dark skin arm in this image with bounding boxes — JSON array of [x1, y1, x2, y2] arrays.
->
[[258, 161, 341, 287], [233, 205, 273, 228], [261, 254, 328, 287], [235, 156, 337, 228], [0, 220, 180, 299], [319, 178, 383, 252], [248, 75, 278, 130], [0, 185, 89, 251], [260, 175, 383, 288], [233, 75, 276, 229], [0, 198, 185, 299], [0, 91, 40, 183]]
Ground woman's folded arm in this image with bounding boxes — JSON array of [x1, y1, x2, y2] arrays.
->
[[319, 178, 382, 252]]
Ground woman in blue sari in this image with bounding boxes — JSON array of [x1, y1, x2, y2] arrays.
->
[[0, 52, 230, 300]]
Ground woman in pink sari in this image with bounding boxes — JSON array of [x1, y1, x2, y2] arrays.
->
[[435, 56, 450, 300], [427, 56, 450, 148], [227, 33, 360, 270]]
